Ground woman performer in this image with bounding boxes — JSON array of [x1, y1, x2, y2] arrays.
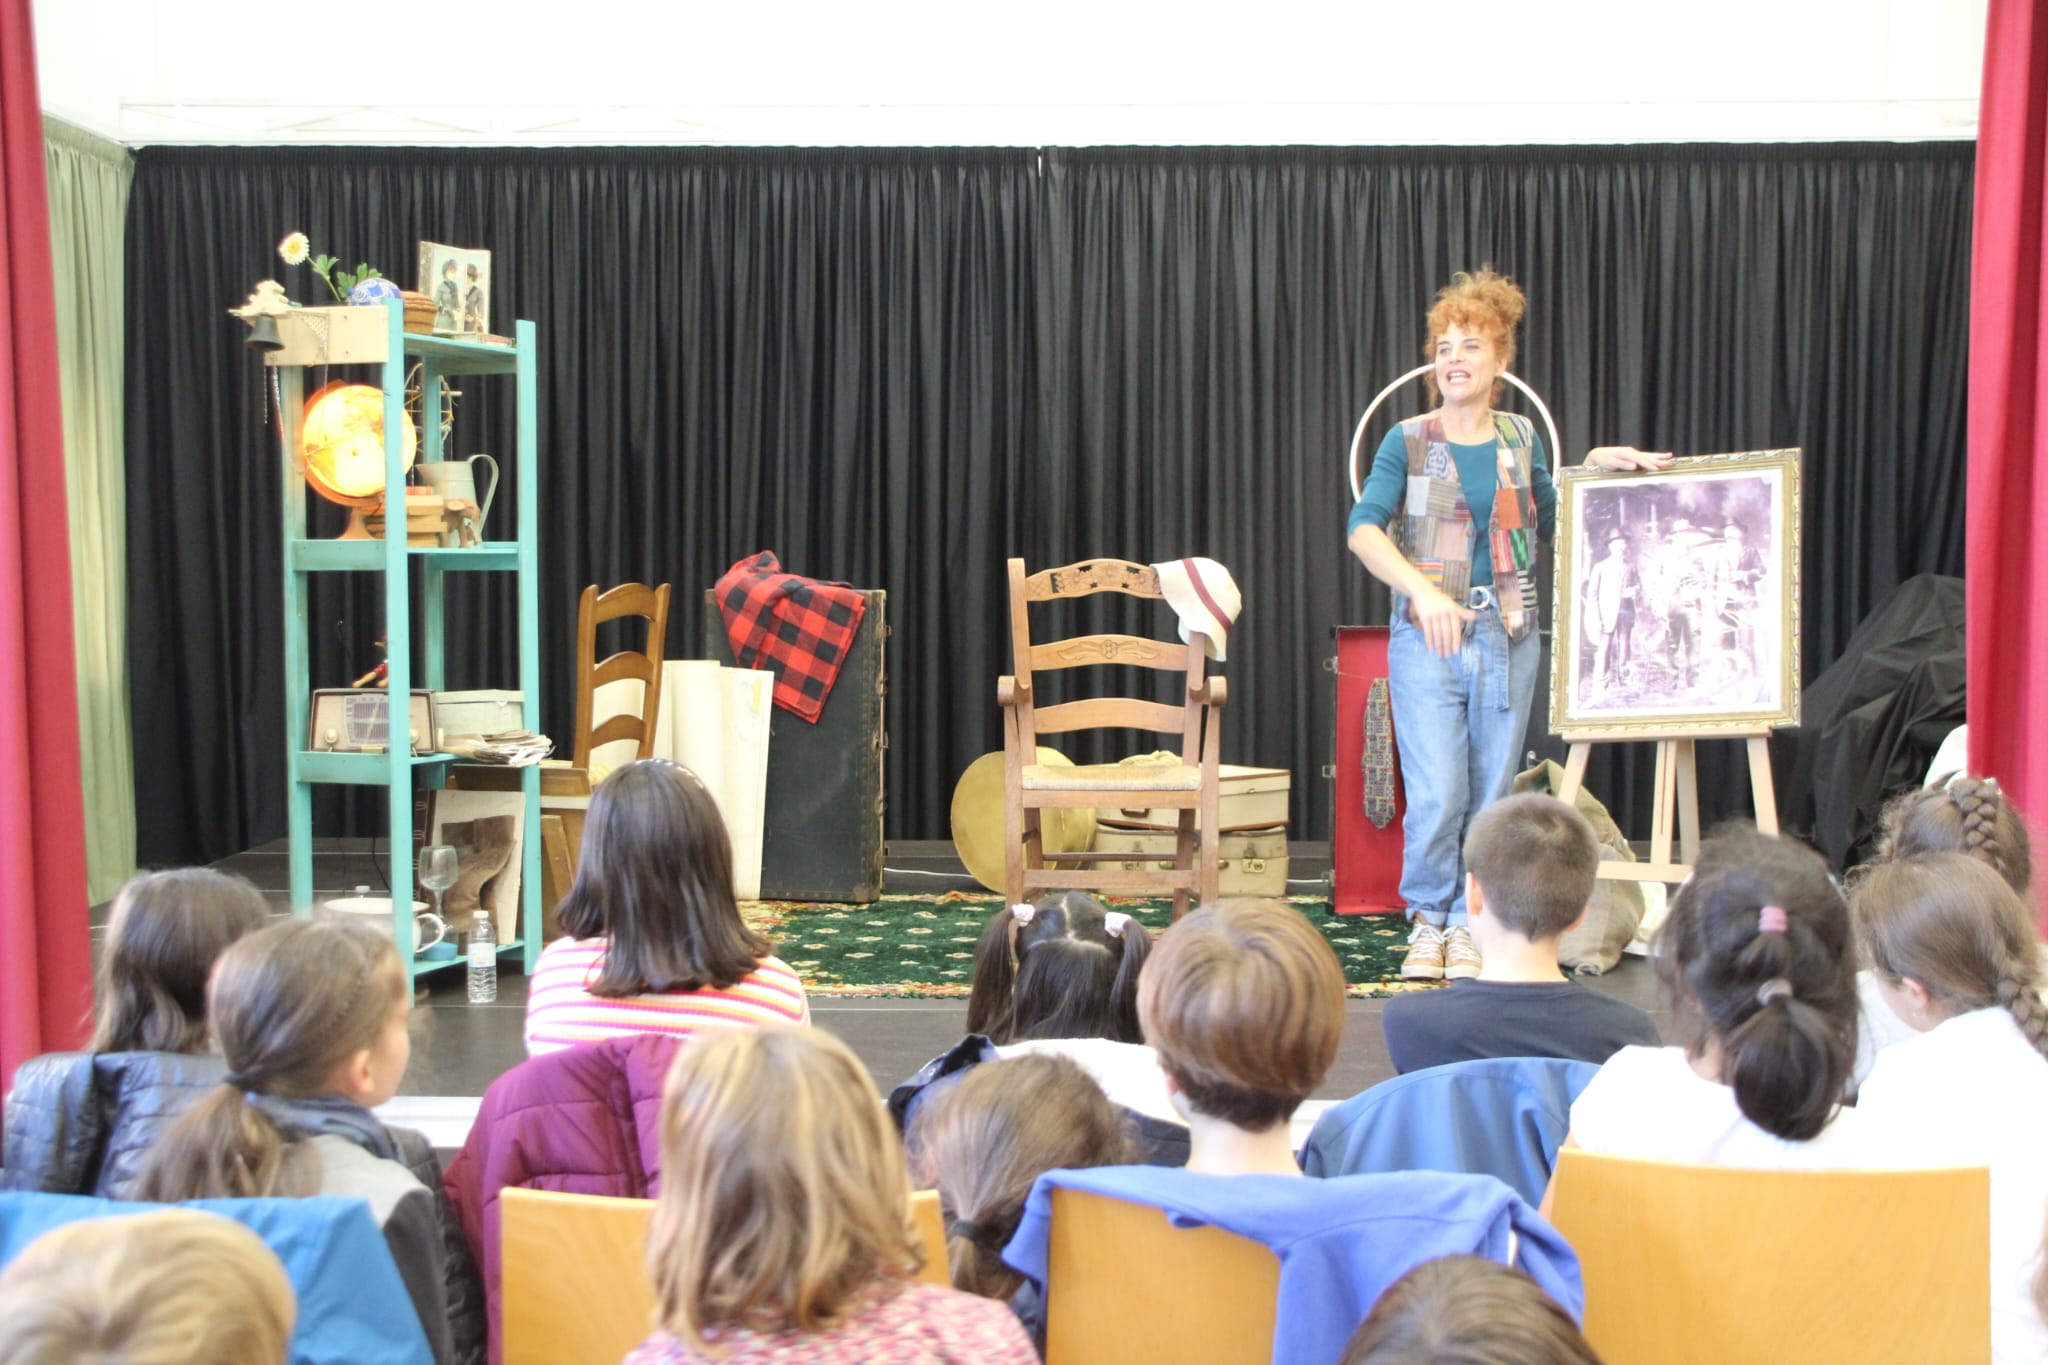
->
[[1347, 269, 1669, 981]]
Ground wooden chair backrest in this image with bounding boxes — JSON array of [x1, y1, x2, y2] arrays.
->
[[571, 581, 672, 770], [1007, 558, 1208, 759], [1547, 1149, 1991, 1365], [1043, 1186, 1278, 1365], [501, 1187, 656, 1365], [500, 1186, 954, 1365]]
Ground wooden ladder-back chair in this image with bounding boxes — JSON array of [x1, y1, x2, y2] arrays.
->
[[571, 581, 672, 771], [1000, 558, 1226, 919], [1547, 1149, 1990, 1365], [1043, 1186, 1278, 1365], [500, 1187, 952, 1365]]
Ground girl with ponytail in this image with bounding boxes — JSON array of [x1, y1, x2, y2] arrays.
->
[[895, 893, 1180, 1160], [132, 918, 475, 1365], [1853, 854, 2048, 1361], [914, 1053, 1136, 1349], [1549, 828, 1868, 1192]]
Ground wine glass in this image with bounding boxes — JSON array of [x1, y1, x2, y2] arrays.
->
[[418, 844, 459, 932]]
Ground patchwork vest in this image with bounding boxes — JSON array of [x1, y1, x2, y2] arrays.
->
[[1393, 411, 1540, 641]]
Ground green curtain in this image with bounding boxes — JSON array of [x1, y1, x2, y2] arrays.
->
[[44, 117, 134, 901]]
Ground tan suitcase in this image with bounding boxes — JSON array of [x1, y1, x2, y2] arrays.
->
[[1099, 763, 1291, 832], [1090, 823, 1290, 897]]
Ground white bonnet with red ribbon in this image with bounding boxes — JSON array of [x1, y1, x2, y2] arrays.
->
[[1151, 557, 1241, 662]]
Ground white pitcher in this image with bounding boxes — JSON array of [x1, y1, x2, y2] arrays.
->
[[416, 455, 500, 543], [324, 890, 449, 957]]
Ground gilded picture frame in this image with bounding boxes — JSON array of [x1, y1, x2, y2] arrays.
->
[[1550, 448, 1802, 736]]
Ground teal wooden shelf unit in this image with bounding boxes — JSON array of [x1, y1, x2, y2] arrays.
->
[[270, 301, 542, 983]]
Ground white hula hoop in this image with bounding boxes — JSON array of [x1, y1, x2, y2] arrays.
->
[[1347, 365, 1564, 502]]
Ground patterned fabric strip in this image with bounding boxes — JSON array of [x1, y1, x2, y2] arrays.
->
[[1363, 677, 1397, 829]]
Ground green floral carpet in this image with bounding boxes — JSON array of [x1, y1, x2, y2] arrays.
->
[[740, 892, 1422, 1000]]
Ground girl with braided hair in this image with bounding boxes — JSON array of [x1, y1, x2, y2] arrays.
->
[[1853, 854, 2048, 1361], [1545, 828, 1872, 1206], [1854, 775, 2041, 1086], [1875, 774, 2033, 896]]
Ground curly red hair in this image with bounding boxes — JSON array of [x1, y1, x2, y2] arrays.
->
[[1423, 268, 1526, 404]]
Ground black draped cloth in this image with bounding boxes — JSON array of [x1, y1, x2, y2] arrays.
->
[[125, 144, 1972, 865], [1773, 574, 1967, 869]]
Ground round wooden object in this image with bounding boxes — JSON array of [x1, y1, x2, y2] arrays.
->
[[950, 748, 1098, 894]]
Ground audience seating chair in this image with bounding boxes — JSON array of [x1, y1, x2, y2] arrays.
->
[[1300, 1056, 1599, 1205], [500, 1187, 950, 1365], [1042, 1185, 1278, 1365], [999, 558, 1226, 919], [1547, 1149, 1990, 1364], [0, 1191, 432, 1365]]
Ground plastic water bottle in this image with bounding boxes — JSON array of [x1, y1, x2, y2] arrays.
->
[[467, 914, 497, 1003]]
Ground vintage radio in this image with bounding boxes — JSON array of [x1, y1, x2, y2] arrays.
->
[[308, 689, 436, 754]]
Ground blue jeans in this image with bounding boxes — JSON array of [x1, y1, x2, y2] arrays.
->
[[1385, 602, 1540, 927]]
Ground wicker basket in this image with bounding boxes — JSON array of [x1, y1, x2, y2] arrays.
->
[[401, 291, 437, 336]]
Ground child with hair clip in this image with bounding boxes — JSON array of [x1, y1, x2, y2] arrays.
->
[[4, 867, 269, 1198], [895, 892, 1179, 1157], [1852, 854, 2048, 1361], [130, 918, 481, 1365], [1549, 828, 1870, 1190], [1338, 1255, 1601, 1365], [0, 1208, 297, 1365], [627, 1026, 1038, 1364], [1855, 774, 2041, 1084], [914, 1052, 1137, 1348], [524, 759, 809, 1056]]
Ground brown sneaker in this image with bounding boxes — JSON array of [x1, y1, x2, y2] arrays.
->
[[1401, 922, 1446, 980], [1444, 926, 1482, 980]]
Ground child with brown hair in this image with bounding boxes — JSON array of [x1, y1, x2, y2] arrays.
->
[[524, 759, 808, 1056], [1553, 828, 1868, 1181], [1855, 774, 2040, 1083], [1138, 898, 1347, 1174], [0, 1208, 297, 1365], [4, 867, 269, 1197], [1380, 795, 1659, 1073], [131, 917, 478, 1365], [1339, 1254, 1601, 1365], [915, 1053, 1136, 1345], [628, 1026, 1036, 1363], [1853, 854, 2048, 1361]]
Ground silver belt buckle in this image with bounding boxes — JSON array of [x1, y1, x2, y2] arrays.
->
[[1467, 585, 1495, 611]]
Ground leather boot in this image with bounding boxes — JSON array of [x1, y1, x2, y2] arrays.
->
[[444, 814, 515, 934]]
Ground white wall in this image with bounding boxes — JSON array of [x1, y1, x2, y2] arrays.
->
[[37, 0, 1986, 146]]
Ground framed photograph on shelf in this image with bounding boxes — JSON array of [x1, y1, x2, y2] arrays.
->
[[1550, 448, 1802, 736], [416, 241, 491, 337]]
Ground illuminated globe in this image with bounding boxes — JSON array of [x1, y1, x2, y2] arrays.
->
[[348, 276, 404, 306], [300, 381, 418, 515]]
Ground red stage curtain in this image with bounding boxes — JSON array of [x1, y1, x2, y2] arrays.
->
[[0, 0, 92, 1081], [1968, 0, 2048, 925]]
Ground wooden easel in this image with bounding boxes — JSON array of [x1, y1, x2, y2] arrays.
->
[[1555, 729, 1777, 884]]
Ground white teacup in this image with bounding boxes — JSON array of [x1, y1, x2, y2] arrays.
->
[[324, 891, 450, 957]]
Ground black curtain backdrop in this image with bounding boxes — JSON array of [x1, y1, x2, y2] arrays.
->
[[125, 143, 1972, 869]]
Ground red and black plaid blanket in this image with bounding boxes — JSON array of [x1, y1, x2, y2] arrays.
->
[[714, 552, 868, 723]]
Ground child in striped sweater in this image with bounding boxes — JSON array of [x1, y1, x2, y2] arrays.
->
[[524, 759, 808, 1056]]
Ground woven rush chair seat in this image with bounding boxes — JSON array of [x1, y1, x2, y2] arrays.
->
[[1022, 762, 1201, 792]]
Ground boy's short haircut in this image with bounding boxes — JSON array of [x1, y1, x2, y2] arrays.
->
[[1463, 794, 1600, 941], [1137, 899, 1347, 1131]]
